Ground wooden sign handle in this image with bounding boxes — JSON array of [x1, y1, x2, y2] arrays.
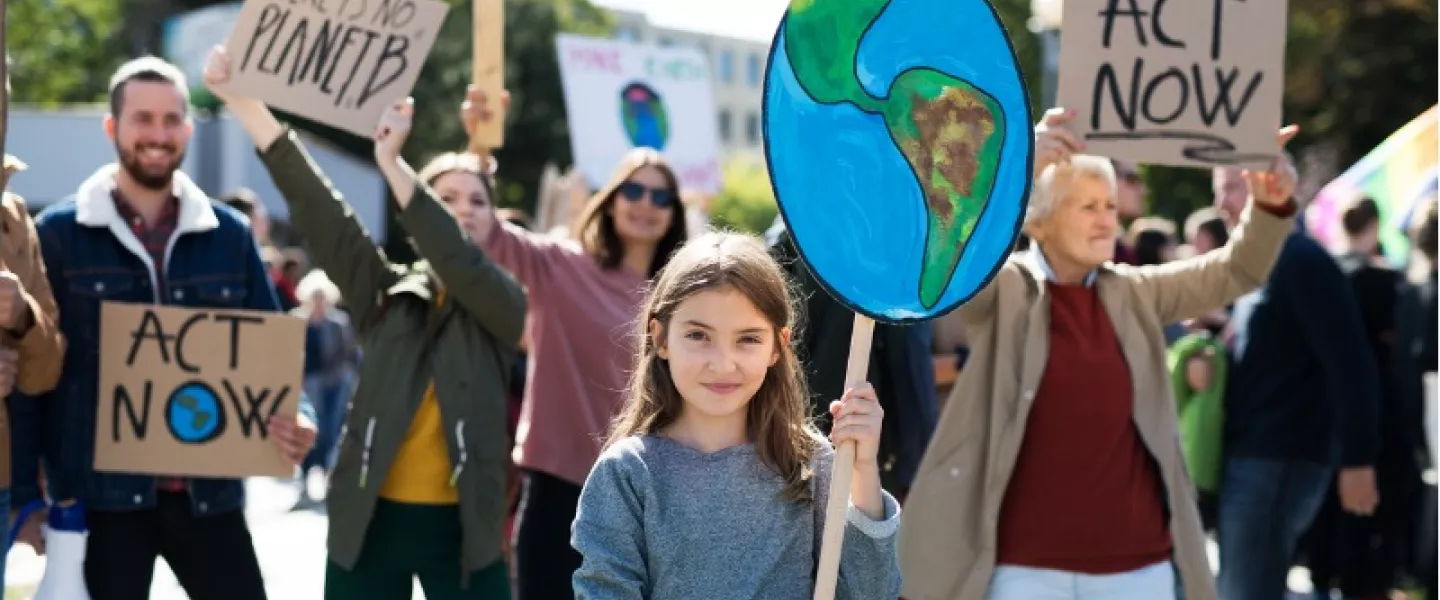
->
[[0, 0, 10, 195], [468, 0, 505, 154], [813, 312, 875, 600]]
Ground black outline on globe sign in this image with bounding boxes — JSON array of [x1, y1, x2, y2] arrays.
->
[[619, 81, 668, 150], [166, 380, 227, 445]]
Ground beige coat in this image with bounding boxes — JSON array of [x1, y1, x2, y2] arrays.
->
[[0, 191, 65, 487], [898, 204, 1294, 600]]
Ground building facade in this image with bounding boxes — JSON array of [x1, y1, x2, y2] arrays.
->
[[609, 9, 769, 161]]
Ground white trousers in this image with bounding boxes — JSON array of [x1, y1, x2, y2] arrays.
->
[[984, 561, 1177, 600]]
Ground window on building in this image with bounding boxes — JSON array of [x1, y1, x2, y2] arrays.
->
[[658, 37, 674, 47], [614, 27, 639, 41], [718, 110, 732, 142], [745, 111, 759, 145], [746, 53, 762, 87], [718, 51, 734, 84]]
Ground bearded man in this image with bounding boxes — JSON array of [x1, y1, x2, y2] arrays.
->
[[10, 56, 316, 600]]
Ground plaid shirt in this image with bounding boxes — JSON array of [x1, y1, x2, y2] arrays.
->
[[111, 190, 188, 493]]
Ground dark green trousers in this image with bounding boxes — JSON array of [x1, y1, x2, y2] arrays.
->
[[325, 499, 511, 599]]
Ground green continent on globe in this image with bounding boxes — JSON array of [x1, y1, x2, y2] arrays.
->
[[882, 69, 1004, 309], [179, 394, 212, 430], [783, 0, 889, 112], [784, 0, 1006, 309]]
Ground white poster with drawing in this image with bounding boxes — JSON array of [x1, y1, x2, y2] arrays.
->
[[555, 34, 722, 194]]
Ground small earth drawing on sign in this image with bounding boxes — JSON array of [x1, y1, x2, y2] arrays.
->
[[620, 82, 669, 150], [167, 382, 226, 444], [764, 0, 1033, 322]]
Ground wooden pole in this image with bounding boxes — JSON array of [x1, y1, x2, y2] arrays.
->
[[468, 0, 505, 154], [813, 313, 875, 600], [0, 0, 10, 196]]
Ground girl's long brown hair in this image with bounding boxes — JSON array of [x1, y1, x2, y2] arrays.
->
[[606, 232, 822, 502], [572, 148, 688, 278]]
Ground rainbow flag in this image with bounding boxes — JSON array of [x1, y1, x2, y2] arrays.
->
[[1307, 105, 1438, 265]]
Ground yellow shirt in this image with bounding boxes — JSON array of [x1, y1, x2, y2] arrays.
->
[[378, 291, 459, 505]]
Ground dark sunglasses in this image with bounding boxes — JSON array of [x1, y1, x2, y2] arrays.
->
[[617, 181, 675, 208]]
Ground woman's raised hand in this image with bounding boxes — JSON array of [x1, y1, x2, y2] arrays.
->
[[1243, 125, 1301, 209], [460, 85, 511, 138], [374, 98, 415, 166], [1033, 108, 1086, 179], [202, 45, 242, 104]]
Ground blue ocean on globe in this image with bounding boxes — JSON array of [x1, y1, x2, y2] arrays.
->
[[764, 0, 1033, 322], [167, 382, 223, 444]]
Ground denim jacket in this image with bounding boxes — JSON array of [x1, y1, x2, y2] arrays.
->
[[10, 164, 313, 516]]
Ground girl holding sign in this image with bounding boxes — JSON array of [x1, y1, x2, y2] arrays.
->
[[458, 88, 691, 600], [570, 231, 902, 599], [204, 48, 522, 599], [898, 108, 1302, 600]]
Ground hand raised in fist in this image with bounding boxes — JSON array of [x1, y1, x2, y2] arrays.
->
[[460, 86, 511, 138], [1246, 125, 1301, 209], [202, 45, 240, 104], [0, 271, 32, 334], [374, 98, 415, 165], [1032, 108, 1086, 179]]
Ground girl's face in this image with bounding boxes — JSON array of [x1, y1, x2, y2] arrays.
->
[[432, 171, 493, 243], [654, 287, 787, 424], [609, 165, 676, 246]]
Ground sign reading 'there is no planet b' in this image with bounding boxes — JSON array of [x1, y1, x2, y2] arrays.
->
[[221, 0, 450, 137]]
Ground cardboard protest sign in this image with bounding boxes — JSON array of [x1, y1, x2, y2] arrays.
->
[[221, 0, 450, 137], [1057, 0, 1288, 168], [95, 302, 305, 479], [555, 34, 723, 194]]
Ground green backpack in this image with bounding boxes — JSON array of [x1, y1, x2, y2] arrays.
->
[[1167, 333, 1228, 494]]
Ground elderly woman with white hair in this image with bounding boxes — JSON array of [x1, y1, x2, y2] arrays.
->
[[293, 269, 361, 500], [897, 109, 1301, 600]]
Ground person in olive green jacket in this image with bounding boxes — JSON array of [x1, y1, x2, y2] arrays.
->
[[203, 48, 525, 599]]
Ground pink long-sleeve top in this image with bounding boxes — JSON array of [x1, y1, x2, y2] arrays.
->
[[483, 221, 647, 486]]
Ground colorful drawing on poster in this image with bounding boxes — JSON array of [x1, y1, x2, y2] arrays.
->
[[621, 82, 669, 150], [1307, 105, 1438, 264], [555, 34, 723, 193], [763, 0, 1033, 322]]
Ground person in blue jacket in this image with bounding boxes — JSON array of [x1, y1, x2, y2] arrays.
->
[[9, 56, 316, 600]]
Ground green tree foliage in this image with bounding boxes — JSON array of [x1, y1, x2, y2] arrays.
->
[[708, 158, 778, 234], [9, 0, 126, 105], [987, 0, 1045, 115]]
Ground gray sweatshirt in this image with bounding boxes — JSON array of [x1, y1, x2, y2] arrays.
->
[[571, 435, 902, 599]]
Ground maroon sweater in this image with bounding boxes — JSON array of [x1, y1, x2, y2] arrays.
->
[[996, 282, 1172, 573]]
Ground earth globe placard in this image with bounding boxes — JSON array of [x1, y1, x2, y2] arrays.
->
[[764, 0, 1034, 323]]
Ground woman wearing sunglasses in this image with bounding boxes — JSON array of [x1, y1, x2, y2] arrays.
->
[[458, 87, 690, 600]]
